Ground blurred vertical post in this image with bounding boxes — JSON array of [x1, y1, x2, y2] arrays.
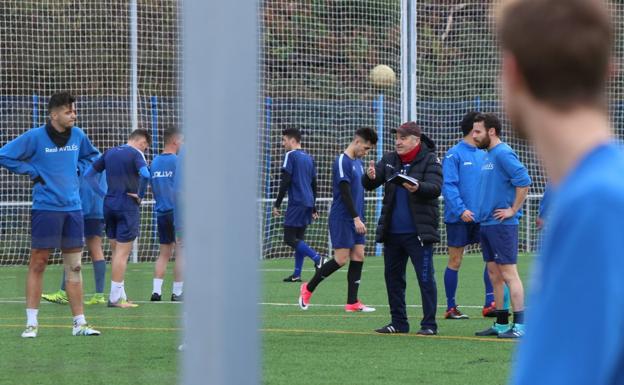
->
[[182, 1, 258, 384]]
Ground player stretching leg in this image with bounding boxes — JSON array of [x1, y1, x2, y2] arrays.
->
[[299, 127, 378, 312], [150, 129, 184, 301], [0, 92, 101, 337], [273, 128, 324, 282], [86, 129, 151, 308]]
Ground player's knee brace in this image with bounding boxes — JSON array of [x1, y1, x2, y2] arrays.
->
[[63, 252, 82, 283]]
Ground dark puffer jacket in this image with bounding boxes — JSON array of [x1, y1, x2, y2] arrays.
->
[[362, 134, 442, 244]]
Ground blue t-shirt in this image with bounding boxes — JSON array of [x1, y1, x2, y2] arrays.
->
[[389, 163, 417, 234], [282, 149, 316, 208], [151, 153, 177, 214], [443, 140, 486, 223], [173, 148, 184, 231], [92, 144, 148, 211], [476, 142, 531, 226], [512, 143, 624, 385], [80, 170, 106, 219], [329, 153, 365, 222], [0, 124, 99, 211]]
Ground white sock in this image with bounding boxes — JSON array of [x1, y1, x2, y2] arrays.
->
[[109, 281, 124, 303], [26, 308, 38, 327], [73, 314, 86, 327], [120, 282, 128, 301], [153, 278, 164, 295], [172, 281, 184, 296]]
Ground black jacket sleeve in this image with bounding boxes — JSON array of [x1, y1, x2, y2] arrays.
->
[[362, 157, 387, 191], [414, 153, 442, 199], [339, 181, 359, 218], [274, 170, 292, 208]]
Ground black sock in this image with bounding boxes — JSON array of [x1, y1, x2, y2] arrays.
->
[[346, 261, 363, 304], [513, 311, 524, 324], [307, 259, 342, 292], [496, 309, 510, 325]]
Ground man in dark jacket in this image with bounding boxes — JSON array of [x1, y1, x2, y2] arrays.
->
[[362, 121, 442, 335]]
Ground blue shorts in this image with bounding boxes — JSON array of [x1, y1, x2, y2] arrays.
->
[[446, 222, 480, 247], [329, 217, 366, 249], [480, 225, 518, 265], [104, 208, 140, 243], [31, 210, 84, 249], [157, 211, 176, 245], [284, 205, 313, 227], [84, 218, 105, 238]]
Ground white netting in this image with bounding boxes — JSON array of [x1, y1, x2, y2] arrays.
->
[[0, 1, 181, 264], [258, 0, 623, 259], [258, 0, 402, 259]]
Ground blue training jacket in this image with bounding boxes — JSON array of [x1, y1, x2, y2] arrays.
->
[[151, 153, 177, 214], [0, 125, 99, 211], [80, 170, 106, 219], [442, 140, 485, 223], [512, 143, 624, 385], [476, 142, 531, 226]]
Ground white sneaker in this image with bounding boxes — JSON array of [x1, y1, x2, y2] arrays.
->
[[21, 325, 38, 338], [72, 324, 101, 336]]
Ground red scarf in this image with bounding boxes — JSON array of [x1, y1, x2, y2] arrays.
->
[[399, 143, 421, 164]]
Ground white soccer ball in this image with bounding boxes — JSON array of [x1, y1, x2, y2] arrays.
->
[[370, 64, 396, 88]]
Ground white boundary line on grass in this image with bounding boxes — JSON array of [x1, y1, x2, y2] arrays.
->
[[0, 298, 485, 309]]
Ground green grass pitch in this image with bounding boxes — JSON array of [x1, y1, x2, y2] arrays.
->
[[0, 253, 532, 384]]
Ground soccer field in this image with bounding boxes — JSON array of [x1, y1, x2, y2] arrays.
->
[[0, 253, 532, 385], [263, 253, 532, 385]]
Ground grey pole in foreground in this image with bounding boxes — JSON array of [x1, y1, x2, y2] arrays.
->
[[182, 1, 258, 384]]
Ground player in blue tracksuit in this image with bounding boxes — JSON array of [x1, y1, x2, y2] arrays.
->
[[150, 129, 184, 302], [472, 113, 531, 339], [298, 127, 378, 312], [42, 168, 108, 305], [499, 1, 624, 383], [273, 128, 323, 282], [0, 92, 101, 337], [442, 111, 496, 320], [86, 129, 151, 308]]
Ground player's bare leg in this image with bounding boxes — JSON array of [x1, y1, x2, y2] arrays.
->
[[171, 242, 184, 300], [63, 247, 85, 317], [108, 240, 137, 308], [152, 243, 173, 301], [26, 249, 50, 310], [499, 264, 525, 311]]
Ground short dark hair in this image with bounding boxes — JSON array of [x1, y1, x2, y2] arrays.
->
[[355, 127, 378, 145], [281, 128, 302, 143], [129, 128, 152, 144], [473, 113, 502, 136], [499, 0, 612, 109], [163, 129, 181, 145], [460, 111, 480, 136], [47, 92, 76, 114]]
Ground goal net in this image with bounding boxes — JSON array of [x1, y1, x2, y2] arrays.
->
[[0, 1, 181, 264], [258, 0, 624, 260]]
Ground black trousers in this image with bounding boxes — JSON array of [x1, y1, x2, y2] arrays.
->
[[283, 226, 305, 249], [383, 233, 437, 332]]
